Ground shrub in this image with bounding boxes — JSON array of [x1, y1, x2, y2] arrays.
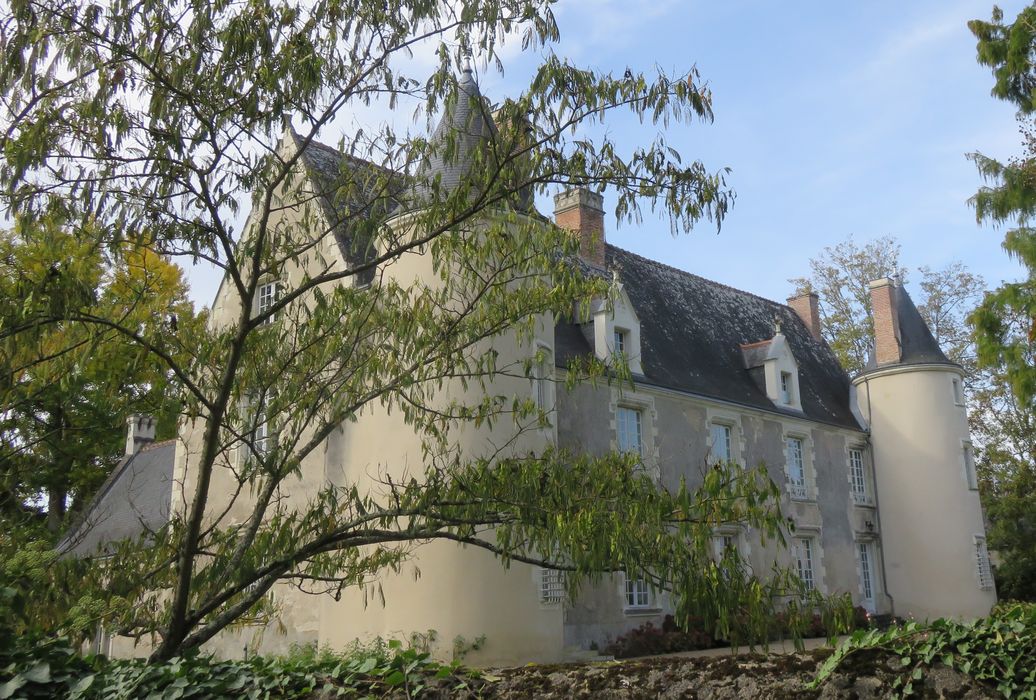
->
[[812, 602, 1036, 697], [0, 634, 479, 699], [603, 615, 717, 658]]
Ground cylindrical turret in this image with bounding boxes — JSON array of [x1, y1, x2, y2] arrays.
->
[[853, 279, 995, 620]]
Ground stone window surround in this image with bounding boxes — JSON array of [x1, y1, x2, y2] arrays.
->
[[619, 572, 662, 615], [705, 408, 745, 468], [791, 525, 827, 595], [961, 440, 978, 491], [853, 536, 881, 611], [846, 443, 874, 507], [783, 430, 815, 502], [610, 388, 659, 480]]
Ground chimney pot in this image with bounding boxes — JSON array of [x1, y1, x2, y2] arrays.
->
[[787, 291, 822, 341], [869, 277, 901, 366], [554, 188, 606, 268], [126, 414, 157, 456]]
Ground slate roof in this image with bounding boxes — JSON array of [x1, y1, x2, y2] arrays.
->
[[556, 245, 864, 431], [863, 283, 955, 372], [287, 129, 403, 284], [60, 440, 176, 556]]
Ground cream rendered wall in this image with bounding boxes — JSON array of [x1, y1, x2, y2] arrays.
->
[[313, 210, 565, 665], [177, 201, 564, 664], [853, 365, 995, 620]]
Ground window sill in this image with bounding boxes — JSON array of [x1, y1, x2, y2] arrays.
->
[[623, 607, 663, 617], [851, 497, 875, 507]]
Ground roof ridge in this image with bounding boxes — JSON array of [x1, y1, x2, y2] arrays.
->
[[142, 438, 176, 451], [606, 243, 793, 310]]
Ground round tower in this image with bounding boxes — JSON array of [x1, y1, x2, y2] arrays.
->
[[852, 278, 995, 621]]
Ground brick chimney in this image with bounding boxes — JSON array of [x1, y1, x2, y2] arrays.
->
[[554, 188, 606, 268], [125, 414, 156, 456], [787, 291, 822, 341], [869, 278, 901, 366]]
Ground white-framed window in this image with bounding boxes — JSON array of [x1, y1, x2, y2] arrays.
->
[[539, 568, 565, 605], [786, 436, 808, 500], [952, 377, 964, 406], [713, 533, 737, 560], [246, 393, 277, 462], [257, 279, 282, 323], [974, 535, 994, 591], [613, 328, 627, 356], [849, 448, 872, 505], [710, 423, 733, 464], [793, 537, 816, 592], [624, 575, 652, 609], [616, 406, 643, 456], [858, 541, 876, 606], [780, 371, 794, 404], [963, 442, 978, 490], [533, 345, 553, 413]]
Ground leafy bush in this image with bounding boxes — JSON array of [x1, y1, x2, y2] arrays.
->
[[604, 603, 872, 660], [812, 602, 1036, 698], [0, 635, 480, 699], [603, 615, 717, 658]]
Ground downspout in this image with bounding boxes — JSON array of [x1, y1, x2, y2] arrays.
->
[[862, 376, 895, 618]]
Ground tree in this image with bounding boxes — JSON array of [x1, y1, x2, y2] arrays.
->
[[968, 5, 1036, 406], [971, 345, 1036, 601], [0, 220, 200, 533], [0, 0, 831, 662], [790, 236, 984, 377]]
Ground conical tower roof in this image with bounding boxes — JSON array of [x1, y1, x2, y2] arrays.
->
[[418, 67, 534, 211], [420, 66, 497, 193]]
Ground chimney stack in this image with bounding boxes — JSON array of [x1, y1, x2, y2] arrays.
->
[[554, 188, 606, 268], [125, 414, 156, 456], [787, 291, 822, 341], [869, 278, 901, 366]]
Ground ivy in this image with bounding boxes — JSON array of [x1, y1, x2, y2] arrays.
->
[[811, 602, 1036, 698], [0, 636, 479, 699]]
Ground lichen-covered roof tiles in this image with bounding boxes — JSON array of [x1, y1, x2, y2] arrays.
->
[[557, 245, 864, 431]]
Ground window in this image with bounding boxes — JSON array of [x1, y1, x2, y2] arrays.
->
[[786, 437, 807, 500], [248, 393, 276, 461], [533, 348, 552, 412], [794, 537, 816, 592], [624, 576, 652, 609], [974, 535, 994, 591], [849, 448, 871, 505], [713, 533, 737, 560], [257, 280, 282, 323], [616, 406, 643, 456], [780, 371, 794, 404], [539, 568, 565, 605], [858, 542, 875, 604], [963, 443, 978, 490], [952, 378, 964, 405], [710, 423, 732, 464], [613, 328, 627, 356]]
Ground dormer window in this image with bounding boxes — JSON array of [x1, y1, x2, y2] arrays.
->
[[257, 280, 282, 323], [614, 328, 627, 356], [780, 372, 793, 404]]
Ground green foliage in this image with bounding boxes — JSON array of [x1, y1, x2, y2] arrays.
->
[[0, 634, 478, 700], [0, 221, 202, 532], [968, 5, 1036, 408], [0, 0, 815, 663], [812, 602, 1036, 698]]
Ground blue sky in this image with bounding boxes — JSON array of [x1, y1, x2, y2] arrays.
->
[[185, 0, 1032, 307]]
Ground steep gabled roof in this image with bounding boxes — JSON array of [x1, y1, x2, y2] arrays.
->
[[286, 129, 404, 282], [60, 440, 176, 556], [556, 245, 863, 430]]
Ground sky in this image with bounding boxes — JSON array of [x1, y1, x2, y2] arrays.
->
[[183, 0, 1033, 308]]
